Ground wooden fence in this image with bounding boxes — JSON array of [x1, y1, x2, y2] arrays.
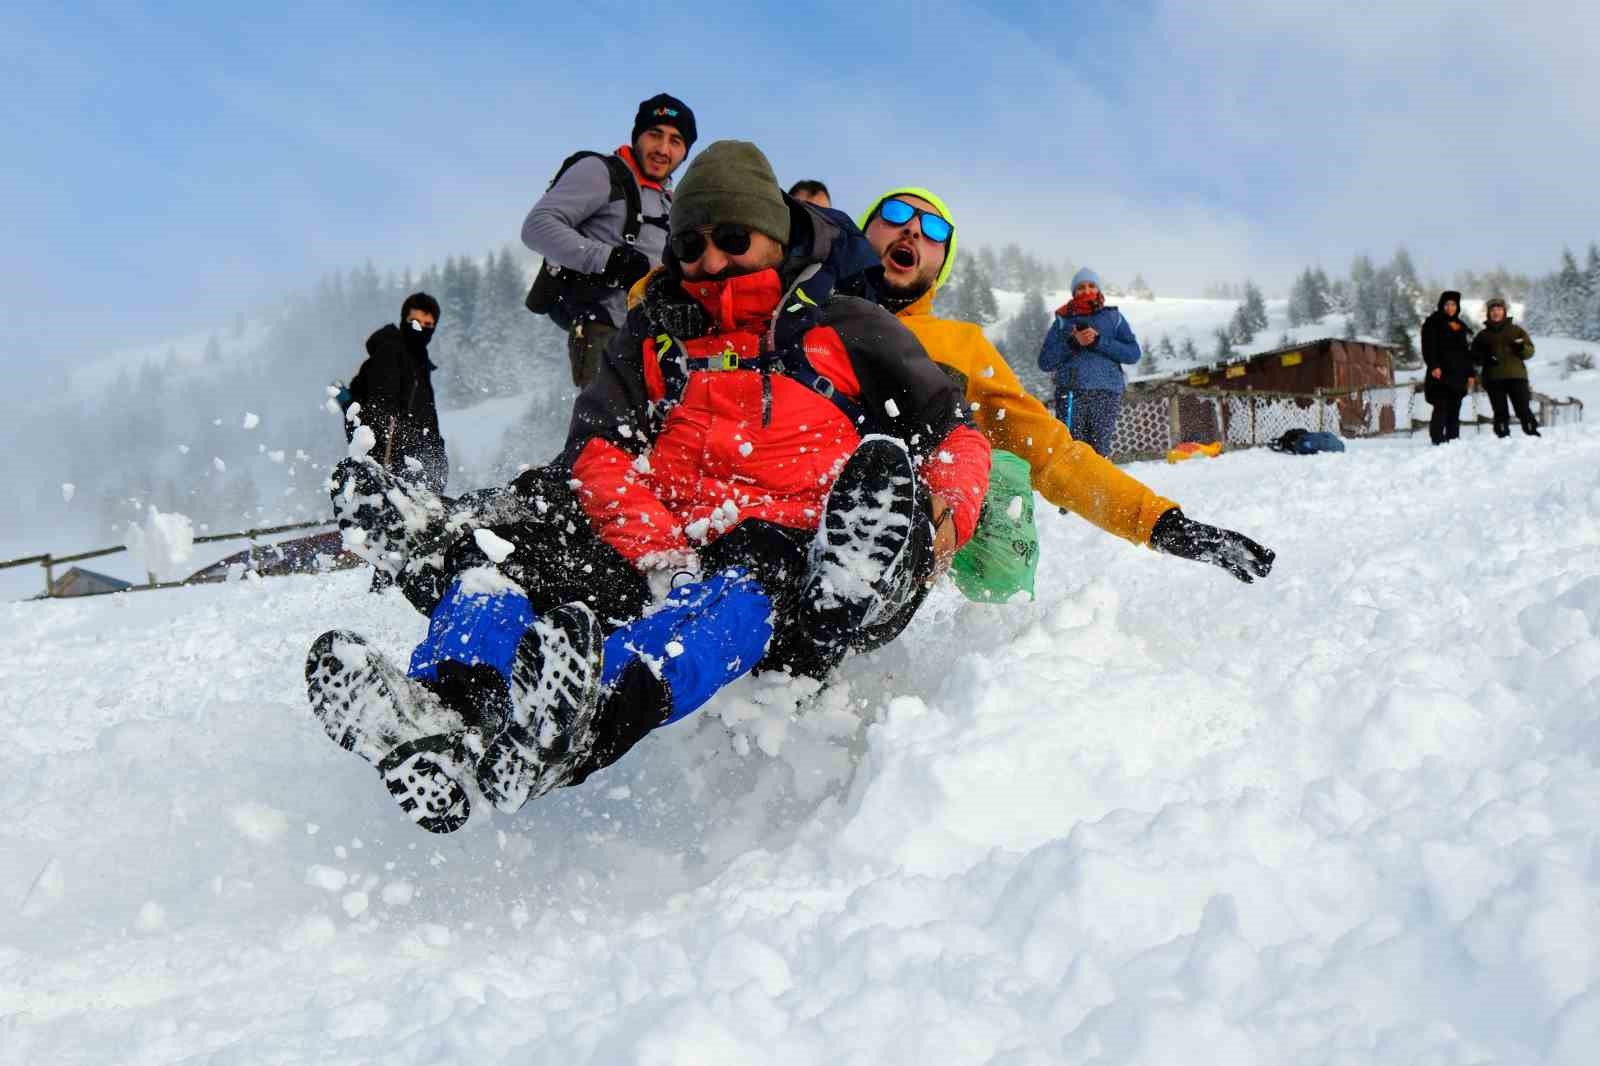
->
[[0, 519, 341, 601]]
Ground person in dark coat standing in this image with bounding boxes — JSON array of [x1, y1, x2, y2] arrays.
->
[[1420, 290, 1476, 445], [1473, 297, 1541, 438], [348, 292, 448, 492]]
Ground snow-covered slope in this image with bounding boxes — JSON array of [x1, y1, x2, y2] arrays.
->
[[4, 418, 1599, 1064]]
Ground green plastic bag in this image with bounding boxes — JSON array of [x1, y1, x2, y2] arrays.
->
[[949, 450, 1039, 603]]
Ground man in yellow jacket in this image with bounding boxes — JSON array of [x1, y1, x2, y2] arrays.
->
[[858, 186, 1275, 583]]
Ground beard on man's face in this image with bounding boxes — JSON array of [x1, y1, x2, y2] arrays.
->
[[878, 274, 934, 311]]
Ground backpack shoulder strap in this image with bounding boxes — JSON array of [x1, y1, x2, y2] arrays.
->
[[597, 155, 646, 246], [548, 150, 609, 191], [547, 151, 646, 240]]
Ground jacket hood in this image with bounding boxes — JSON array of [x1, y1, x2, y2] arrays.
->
[[787, 198, 882, 280], [857, 186, 958, 290], [367, 323, 436, 369]]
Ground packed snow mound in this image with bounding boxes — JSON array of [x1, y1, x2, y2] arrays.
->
[[3, 422, 1600, 1064]]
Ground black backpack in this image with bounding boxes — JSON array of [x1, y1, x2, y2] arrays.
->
[[524, 151, 664, 330]]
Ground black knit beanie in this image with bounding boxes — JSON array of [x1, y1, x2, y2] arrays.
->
[[632, 93, 697, 149]]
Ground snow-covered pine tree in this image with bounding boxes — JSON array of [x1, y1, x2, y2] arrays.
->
[[977, 246, 999, 283], [1137, 335, 1162, 376], [1242, 280, 1269, 335], [1583, 243, 1600, 341], [1388, 247, 1425, 320], [1351, 255, 1380, 334], [1553, 248, 1586, 335], [1327, 277, 1353, 316], [1214, 326, 1236, 360], [1004, 286, 1052, 371], [1389, 318, 1419, 369], [969, 258, 1001, 325], [1309, 268, 1332, 321], [1287, 270, 1311, 328], [998, 243, 1027, 291], [1179, 336, 1199, 365], [1228, 304, 1253, 345]]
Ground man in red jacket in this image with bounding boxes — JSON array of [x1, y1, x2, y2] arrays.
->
[[310, 140, 989, 833]]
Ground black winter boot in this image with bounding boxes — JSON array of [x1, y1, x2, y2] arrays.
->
[[329, 457, 450, 580], [305, 630, 474, 833], [803, 436, 925, 635], [476, 603, 606, 813]]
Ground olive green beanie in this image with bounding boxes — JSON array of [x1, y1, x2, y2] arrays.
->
[[669, 140, 791, 246]]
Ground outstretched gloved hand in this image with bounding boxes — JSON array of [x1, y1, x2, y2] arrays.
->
[[1148, 508, 1275, 584]]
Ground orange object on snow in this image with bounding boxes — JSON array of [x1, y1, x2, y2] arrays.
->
[[1166, 441, 1224, 463]]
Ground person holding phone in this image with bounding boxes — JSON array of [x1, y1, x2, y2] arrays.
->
[[1038, 268, 1141, 457]]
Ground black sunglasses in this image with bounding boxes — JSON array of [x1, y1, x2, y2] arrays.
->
[[670, 224, 754, 263]]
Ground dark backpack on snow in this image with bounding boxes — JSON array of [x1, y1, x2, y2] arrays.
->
[[524, 152, 664, 330], [1269, 428, 1346, 454]]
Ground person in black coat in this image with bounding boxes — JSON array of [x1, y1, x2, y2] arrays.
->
[[1420, 290, 1476, 445], [347, 293, 448, 492]]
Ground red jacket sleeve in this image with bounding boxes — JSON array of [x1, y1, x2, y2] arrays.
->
[[919, 424, 990, 548], [571, 437, 690, 566]]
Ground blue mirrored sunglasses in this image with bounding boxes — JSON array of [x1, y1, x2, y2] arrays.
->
[[877, 198, 953, 243]]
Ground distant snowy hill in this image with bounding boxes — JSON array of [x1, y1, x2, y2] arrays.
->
[[3, 414, 1599, 1064]]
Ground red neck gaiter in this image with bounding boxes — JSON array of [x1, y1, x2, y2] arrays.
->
[[682, 269, 784, 334], [1059, 291, 1105, 318]]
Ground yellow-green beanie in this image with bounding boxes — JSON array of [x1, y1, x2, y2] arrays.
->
[[858, 186, 958, 289]]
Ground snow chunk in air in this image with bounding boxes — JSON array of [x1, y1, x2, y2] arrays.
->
[[124, 506, 195, 581], [472, 530, 517, 564]]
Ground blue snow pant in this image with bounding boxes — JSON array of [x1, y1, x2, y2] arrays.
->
[[408, 568, 775, 779], [1052, 387, 1123, 458]]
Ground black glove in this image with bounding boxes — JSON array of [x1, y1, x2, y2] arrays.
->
[[602, 246, 651, 290], [641, 271, 710, 339], [1148, 508, 1275, 584]]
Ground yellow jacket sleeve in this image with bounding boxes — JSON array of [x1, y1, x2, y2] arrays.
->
[[901, 311, 1176, 545]]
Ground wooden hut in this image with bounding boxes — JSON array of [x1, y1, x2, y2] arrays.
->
[[1135, 338, 1399, 395], [48, 567, 133, 597], [1125, 337, 1404, 438]]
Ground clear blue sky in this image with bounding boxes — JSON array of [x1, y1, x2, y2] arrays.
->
[[5, 0, 1595, 371]]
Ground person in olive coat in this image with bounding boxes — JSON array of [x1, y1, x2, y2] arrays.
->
[[1420, 290, 1476, 445], [1473, 297, 1541, 438]]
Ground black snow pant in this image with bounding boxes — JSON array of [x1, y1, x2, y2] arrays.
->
[[1428, 391, 1464, 445], [1484, 379, 1539, 437]]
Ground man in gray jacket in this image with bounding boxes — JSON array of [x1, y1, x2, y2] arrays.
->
[[521, 92, 696, 386]]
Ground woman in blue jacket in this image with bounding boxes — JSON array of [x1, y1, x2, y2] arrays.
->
[[1038, 268, 1141, 457]]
